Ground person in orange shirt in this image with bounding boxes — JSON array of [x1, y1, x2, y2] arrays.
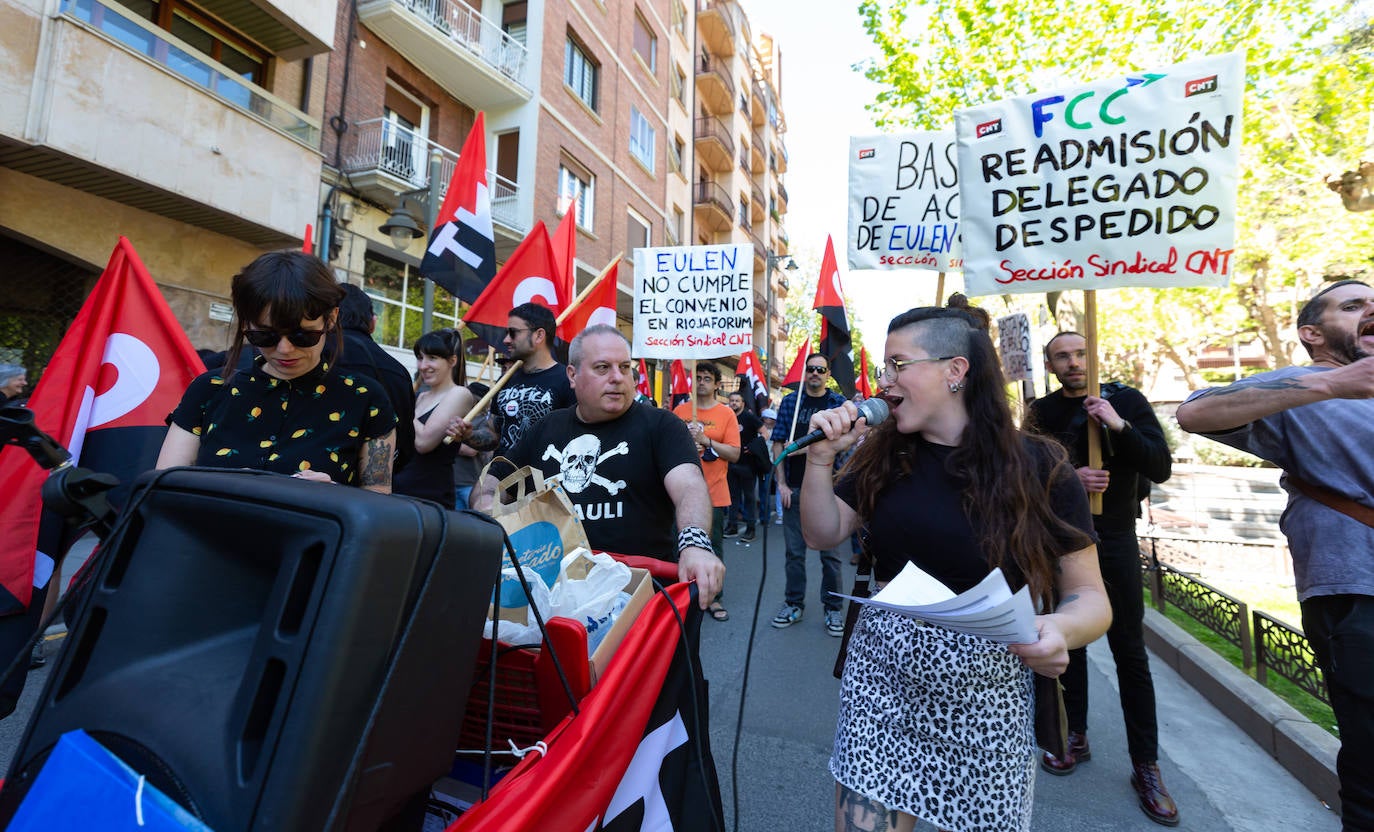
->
[[674, 360, 739, 621]]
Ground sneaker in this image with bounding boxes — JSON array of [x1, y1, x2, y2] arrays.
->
[[740, 526, 756, 542], [771, 603, 803, 628], [774, 515, 782, 525], [723, 526, 739, 539], [825, 609, 845, 637]]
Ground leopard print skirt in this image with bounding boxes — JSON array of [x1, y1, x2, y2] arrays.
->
[[829, 605, 1037, 832]]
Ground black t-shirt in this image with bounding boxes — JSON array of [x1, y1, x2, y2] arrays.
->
[[332, 328, 416, 473], [736, 409, 762, 445], [834, 436, 1095, 589], [491, 363, 575, 456], [507, 403, 701, 559], [170, 359, 397, 486]]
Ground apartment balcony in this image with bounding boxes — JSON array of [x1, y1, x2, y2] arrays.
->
[[750, 182, 764, 222], [696, 0, 736, 57], [774, 142, 789, 173], [694, 116, 734, 173], [775, 228, 789, 255], [0, 0, 325, 245], [777, 180, 789, 211], [695, 53, 735, 116], [357, 0, 531, 109], [751, 79, 767, 128], [750, 131, 765, 172], [693, 181, 733, 233], [739, 153, 752, 180], [340, 118, 524, 233]]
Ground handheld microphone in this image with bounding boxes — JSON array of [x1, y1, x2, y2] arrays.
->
[[772, 398, 889, 466]]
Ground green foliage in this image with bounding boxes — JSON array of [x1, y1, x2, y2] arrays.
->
[[1192, 436, 1270, 467], [857, 1, 1374, 375]]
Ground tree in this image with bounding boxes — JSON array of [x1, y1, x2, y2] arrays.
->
[[857, 0, 1374, 382]]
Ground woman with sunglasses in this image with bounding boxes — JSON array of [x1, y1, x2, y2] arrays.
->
[[800, 300, 1110, 832], [157, 251, 398, 492], [392, 328, 477, 506]]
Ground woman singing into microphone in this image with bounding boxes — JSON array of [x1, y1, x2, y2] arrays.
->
[[800, 302, 1110, 832]]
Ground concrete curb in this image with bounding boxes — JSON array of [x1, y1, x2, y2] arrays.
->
[[1142, 606, 1341, 811]]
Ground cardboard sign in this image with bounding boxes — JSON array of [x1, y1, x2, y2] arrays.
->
[[955, 52, 1245, 296], [633, 244, 755, 359], [848, 131, 963, 271], [996, 312, 1034, 382]]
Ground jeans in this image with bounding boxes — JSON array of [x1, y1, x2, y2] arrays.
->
[[1061, 527, 1159, 763], [1302, 594, 1374, 831], [454, 485, 473, 511], [782, 497, 841, 611], [727, 465, 758, 530]]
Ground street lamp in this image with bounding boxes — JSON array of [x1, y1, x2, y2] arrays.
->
[[378, 146, 445, 334], [764, 250, 798, 389]]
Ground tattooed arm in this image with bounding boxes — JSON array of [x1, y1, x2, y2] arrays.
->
[[1177, 358, 1374, 434], [360, 430, 396, 494], [464, 415, 498, 453]]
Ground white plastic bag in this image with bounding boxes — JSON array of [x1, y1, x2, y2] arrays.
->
[[483, 564, 554, 645]]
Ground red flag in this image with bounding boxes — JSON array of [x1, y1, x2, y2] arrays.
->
[[636, 358, 652, 400], [856, 347, 875, 399], [555, 258, 619, 343], [463, 222, 564, 350], [735, 350, 769, 411], [813, 235, 855, 396], [302, 223, 313, 255], [781, 336, 812, 391], [550, 201, 577, 314], [451, 584, 724, 831], [670, 360, 692, 407], [421, 112, 497, 303], [0, 237, 204, 612]]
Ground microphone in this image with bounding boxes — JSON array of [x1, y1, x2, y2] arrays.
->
[[772, 398, 889, 466]]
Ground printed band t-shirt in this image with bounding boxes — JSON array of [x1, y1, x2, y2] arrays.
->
[[491, 363, 575, 456], [508, 403, 700, 559], [673, 401, 739, 508]]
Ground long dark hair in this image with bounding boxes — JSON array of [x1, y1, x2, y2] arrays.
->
[[413, 328, 466, 386], [841, 302, 1091, 608], [224, 252, 345, 376]]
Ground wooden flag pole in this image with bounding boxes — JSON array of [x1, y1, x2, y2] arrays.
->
[[443, 359, 524, 444], [555, 254, 622, 326], [690, 359, 698, 422], [477, 346, 495, 384], [1084, 290, 1103, 515], [935, 271, 946, 306]]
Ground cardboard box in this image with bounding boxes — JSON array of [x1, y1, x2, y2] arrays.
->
[[588, 566, 652, 685]]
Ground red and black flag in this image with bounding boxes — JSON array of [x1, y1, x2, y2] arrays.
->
[[780, 336, 812, 391], [813, 235, 855, 396], [669, 361, 692, 408], [856, 346, 875, 399], [555, 258, 619, 344], [735, 350, 769, 413], [463, 222, 565, 350], [0, 237, 203, 614], [451, 583, 724, 831], [550, 201, 578, 314], [635, 359, 653, 401], [421, 112, 497, 304]]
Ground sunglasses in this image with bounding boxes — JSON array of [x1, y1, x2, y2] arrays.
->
[[805, 366, 829, 374], [505, 326, 531, 338], [244, 327, 329, 349]]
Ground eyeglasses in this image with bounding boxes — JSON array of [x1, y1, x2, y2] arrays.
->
[[505, 326, 531, 339], [805, 365, 829, 374], [244, 327, 329, 349], [881, 355, 956, 381]]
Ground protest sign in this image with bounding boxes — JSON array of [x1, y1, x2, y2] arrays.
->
[[996, 312, 1034, 382], [633, 244, 755, 359], [848, 131, 963, 272], [955, 52, 1244, 297]]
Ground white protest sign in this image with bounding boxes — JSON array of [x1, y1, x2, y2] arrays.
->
[[633, 244, 754, 359], [848, 132, 963, 272], [996, 312, 1034, 382], [955, 52, 1244, 297]]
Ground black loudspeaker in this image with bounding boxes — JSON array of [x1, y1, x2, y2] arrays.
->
[[0, 467, 504, 831]]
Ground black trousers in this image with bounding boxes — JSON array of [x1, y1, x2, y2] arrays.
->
[[1302, 594, 1374, 832], [1062, 528, 1159, 763], [0, 582, 50, 719]]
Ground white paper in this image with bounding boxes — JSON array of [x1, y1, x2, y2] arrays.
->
[[832, 563, 1039, 644]]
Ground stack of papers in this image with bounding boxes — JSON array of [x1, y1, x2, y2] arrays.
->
[[832, 562, 1039, 644]]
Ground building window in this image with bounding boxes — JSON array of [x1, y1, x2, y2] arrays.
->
[[627, 209, 651, 254], [630, 107, 656, 172], [363, 249, 460, 351], [670, 0, 686, 39], [739, 196, 749, 230], [564, 33, 598, 111], [669, 134, 684, 174], [559, 161, 595, 231], [669, 206, 684, 246], [112, 0, 267, 86], [671, 63, 687, 107], [632, 10, 657, 72]]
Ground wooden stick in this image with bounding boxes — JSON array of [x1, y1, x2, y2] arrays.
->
[[556, 255, 622, 325], [935, 271, 946, 306], [443, 359, 524, 444], [1084, 289, 1102, 515], [690, 359, 698, 422]]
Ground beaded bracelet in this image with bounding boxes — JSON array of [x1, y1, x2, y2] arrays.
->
[[677, 525, 712, 555]]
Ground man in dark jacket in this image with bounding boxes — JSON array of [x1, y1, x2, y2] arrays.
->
[[334, 285, 416, 474], [1026, 331, 1177, 826]]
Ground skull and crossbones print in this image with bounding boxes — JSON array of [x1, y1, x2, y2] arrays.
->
[[542, 435, 629, 494]]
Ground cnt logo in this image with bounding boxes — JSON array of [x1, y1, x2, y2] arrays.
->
[[1184, 75, 1218, 97], [976, 118, 1002, 139], [858, 147, 875, 160]]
